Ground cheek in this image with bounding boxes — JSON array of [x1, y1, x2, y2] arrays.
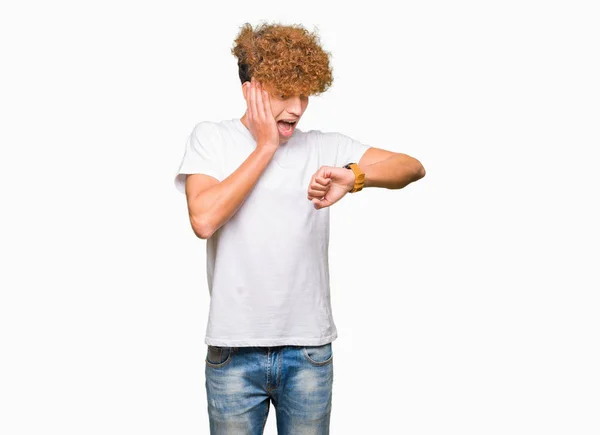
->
[[271, 103, 284, 116]]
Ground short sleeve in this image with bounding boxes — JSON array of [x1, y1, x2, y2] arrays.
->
[[316, 131, 371, 168], [173, 122, 224, 194]]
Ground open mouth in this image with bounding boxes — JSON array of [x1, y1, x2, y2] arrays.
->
[[277, 119, 297, 136]]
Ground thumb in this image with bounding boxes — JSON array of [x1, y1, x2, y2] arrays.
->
[[312, 197, 332, 210]]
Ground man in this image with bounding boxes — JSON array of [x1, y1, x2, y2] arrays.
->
[[174, 22, 425, 435]]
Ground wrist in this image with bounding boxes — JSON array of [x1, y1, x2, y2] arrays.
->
[[343, 163, 365, 193], [256, 143, 278, 155], [347, 173, 355, 192]]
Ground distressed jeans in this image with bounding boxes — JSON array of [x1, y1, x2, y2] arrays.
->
[[205, 342, 334, 434]]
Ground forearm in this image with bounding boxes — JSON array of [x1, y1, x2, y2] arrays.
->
[[188, 145, 276, 238], [362, 154, 426, 189]]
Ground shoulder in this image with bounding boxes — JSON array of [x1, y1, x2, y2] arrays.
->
[[192, 120, 219, 136], [190, 120, 226, 145]]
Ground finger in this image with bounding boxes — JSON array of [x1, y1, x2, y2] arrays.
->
[[308, 183, 327, 199], [263, 85, 274, 120], [317, 167, 333, 181], [315, 176, 331, 186], [309, 189, 328, 198], [308, 188, 325, 199], [249, 80, 258, 121], [312, 197, 330, 210], [308, 193, 324, 202], [262, 89, 271, 119], [247, 80, 254, 120], [309, 183, 328, 193], [314, 194, 334, 209], [255, 81, 265, 121]]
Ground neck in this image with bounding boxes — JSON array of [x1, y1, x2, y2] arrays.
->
[[240, 113, 249, 129]]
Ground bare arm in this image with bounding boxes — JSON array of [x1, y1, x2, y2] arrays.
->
[[359, 149, 425, 190], [308, 147, 425, 210], [186, 146, 275, 239], [186, 78, 280, 239]]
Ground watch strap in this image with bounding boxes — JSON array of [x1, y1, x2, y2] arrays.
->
[[343, 163, 365, 193]]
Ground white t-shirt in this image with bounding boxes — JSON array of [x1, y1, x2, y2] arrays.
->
[[174, 118, 370, 347]]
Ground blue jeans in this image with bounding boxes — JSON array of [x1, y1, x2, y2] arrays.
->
[[205, 343, 334, 434]]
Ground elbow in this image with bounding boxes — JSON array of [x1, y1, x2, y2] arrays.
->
[[408, 158, 425, 182], [190, 214, 215, 240], [415, 163, 426, 180]]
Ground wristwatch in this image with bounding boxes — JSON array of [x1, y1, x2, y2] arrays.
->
[[343, 163, 365, 193]]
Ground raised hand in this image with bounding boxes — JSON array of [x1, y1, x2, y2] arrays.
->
[[307, 166, 356, 210], [245, 77, 280, 150]]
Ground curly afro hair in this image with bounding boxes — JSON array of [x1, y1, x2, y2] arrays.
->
[[231, 22, 334, 98]]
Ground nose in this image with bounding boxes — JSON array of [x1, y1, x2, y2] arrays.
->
[[286, 96, 303, 116]]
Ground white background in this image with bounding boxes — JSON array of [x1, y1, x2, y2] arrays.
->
[[1, 0, 599, 434]]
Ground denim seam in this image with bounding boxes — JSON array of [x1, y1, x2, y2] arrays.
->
[[205, 346, 233, 368], [277, 351, 282, 388], [266, 348, 271, 390], [303, 345, 333, 366]]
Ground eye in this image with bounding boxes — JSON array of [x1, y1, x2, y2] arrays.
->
[[279, 93, 286, 99]]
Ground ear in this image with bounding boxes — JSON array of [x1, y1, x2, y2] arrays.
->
[[242, 81, 249, 101]]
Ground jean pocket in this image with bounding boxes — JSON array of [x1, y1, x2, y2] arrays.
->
[[205, 345, 233, 368], [302, 342, 333, 366]]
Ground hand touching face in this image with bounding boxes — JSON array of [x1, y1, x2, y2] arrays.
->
[[241, 79, 309, 145], [243, 78, 280, 149]]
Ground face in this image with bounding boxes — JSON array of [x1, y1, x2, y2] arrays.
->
[[242, 81, 309, 144]]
